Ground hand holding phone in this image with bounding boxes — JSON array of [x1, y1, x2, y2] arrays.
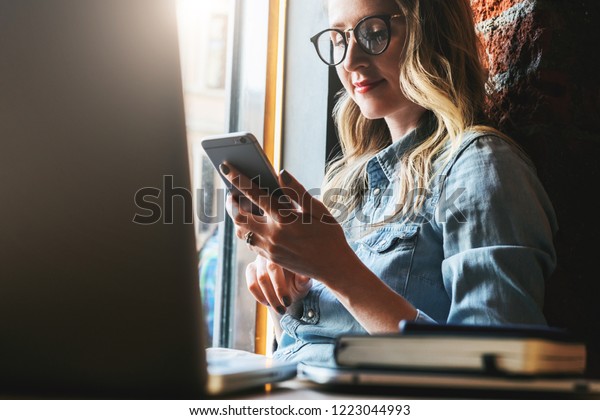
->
[[200, 132, 290, 215]]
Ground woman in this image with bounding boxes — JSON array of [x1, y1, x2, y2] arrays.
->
[[219, 0, 557, 364]]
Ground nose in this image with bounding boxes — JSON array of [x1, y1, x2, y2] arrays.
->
[[342, 32, 369, 72]]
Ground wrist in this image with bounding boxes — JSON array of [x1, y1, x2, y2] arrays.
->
[[315, 250, 418, 333], [315, 248, 370, 294], [312, 242, 392, 297]]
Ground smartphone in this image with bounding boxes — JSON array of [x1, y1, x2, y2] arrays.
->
[[200, 132, 288, 214]]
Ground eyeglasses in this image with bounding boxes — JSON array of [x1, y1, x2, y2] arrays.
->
[[310, 14, 402, 66]]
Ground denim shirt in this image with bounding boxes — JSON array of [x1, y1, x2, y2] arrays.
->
[[273, 126, 558, 365]]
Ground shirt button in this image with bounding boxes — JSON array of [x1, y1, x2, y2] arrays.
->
[[307, 309, 315, 319], [373, 188, 381, 196]]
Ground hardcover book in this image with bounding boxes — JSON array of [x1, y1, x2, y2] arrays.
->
[[334, 322, 586, 376]]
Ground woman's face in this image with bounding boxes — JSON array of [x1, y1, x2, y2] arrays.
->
[[328, 0, 415, 125]]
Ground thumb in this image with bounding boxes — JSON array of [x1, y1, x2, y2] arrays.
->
[[283, 268, 312, 296], [278, 169, 334, 223]]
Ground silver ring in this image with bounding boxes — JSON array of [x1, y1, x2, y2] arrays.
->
[[244, 231, 254, 245]]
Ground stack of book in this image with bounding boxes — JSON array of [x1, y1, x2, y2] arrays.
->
[[334, 321, 587, 376]]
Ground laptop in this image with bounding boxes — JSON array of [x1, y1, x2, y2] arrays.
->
[[0, 0, 295, 398]]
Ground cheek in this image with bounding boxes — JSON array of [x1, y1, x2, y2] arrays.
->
[[381, 56, 402, 87]]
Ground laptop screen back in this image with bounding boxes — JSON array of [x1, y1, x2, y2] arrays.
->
[[0, 0, 206, 398]]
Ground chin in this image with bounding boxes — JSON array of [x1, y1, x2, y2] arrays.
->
[[356, 106, 386, 121], [354, 99, 392, 120]]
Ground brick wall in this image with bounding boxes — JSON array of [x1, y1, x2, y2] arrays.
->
[[472, 0, 600, 376]]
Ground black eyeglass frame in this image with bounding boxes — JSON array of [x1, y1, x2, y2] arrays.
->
[[309, 14, 403, 66]]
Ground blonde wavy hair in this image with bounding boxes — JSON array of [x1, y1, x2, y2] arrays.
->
[[322, 0, 503, 222]]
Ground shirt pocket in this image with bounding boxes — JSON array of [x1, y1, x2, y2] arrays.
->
[[358, 224, 419, 253], [355, 224, 420, 294]]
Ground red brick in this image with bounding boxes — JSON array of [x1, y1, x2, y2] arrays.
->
[[481, 12, 540, 79], [470, 0, 523, 24]]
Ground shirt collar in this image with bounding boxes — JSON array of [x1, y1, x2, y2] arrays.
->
[[366, 112, 436, 188]]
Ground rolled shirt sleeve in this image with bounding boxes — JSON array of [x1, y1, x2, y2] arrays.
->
[[433, 135, 558, 325]]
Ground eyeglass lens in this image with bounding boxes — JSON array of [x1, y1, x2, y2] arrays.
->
[[315, 16, 390, 65]]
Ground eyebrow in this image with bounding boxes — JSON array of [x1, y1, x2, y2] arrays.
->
[[329, 12, 398, 29], [328, 17, 347, 29], [328, 19, 347, 30]]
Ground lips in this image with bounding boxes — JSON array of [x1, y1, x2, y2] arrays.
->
[[353, 79, 385, 94]]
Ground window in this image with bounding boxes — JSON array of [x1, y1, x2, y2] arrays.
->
[[177, 0, 334, 354], [177, 0, 272, 352], [177, 0, 229, 347]]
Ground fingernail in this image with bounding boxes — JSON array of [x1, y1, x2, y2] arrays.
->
[[276, 306, 286, 315], [279, 169, 291, 185], [219, 163, 230, 175], [282, 296, 292, 307]]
